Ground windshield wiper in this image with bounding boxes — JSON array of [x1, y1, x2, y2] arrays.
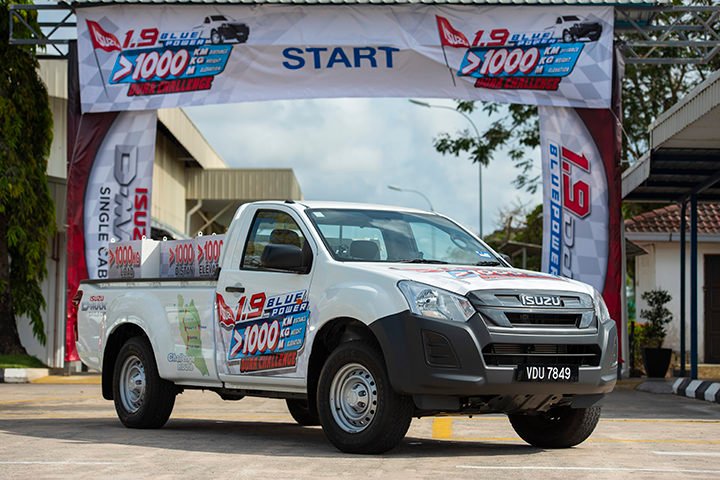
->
[[476, 260, 503, 266], [399, 259, 449, 264]]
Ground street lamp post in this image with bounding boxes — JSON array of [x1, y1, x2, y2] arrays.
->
[[387, 185, 434, 212], [409, 99, 483, 238]]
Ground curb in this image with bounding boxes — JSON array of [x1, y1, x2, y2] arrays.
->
[[0, 368, 50, 384], [672, 377, 720, 404]]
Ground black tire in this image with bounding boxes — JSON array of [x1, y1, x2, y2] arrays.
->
[[508, 406, 601, 448], [317, 341, 413, 454], [112, 336, 177, 429], [210, 29, 222, 44], [563, 30, 574, 43], [286, 399, 320, 426]]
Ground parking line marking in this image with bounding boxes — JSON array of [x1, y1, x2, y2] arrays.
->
[[0, 461, 121, 465], [432, 418, 453, 439], [459, 417, 720, 424], [456, 465, 720, 474], [442, 436, 720, 445], [652, 451, 720, 457]]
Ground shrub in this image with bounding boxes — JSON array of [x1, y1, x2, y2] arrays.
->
[[639, 289, 673, 349]]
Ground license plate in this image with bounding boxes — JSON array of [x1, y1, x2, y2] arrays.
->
[[516, 365, 579, 382]]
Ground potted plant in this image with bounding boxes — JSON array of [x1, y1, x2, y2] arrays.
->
[[639, 289, 673, 378]]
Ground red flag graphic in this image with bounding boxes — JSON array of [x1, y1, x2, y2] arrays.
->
[[216, 293, 236, 329], [436, 16, 470, 48], [86, 20, 122, 52]]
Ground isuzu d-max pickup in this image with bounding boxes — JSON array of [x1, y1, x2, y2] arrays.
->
[[75, 201, 617, 454]]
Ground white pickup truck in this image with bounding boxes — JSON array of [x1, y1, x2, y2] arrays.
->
[[75, 201, 617, 454]]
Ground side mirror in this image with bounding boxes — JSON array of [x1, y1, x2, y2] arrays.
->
[[500, 253, 513, 267], [261, 244, 311, 273]]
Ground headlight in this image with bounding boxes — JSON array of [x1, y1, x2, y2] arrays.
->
[[593, 289, 612, 325], [398, 281, 475, 323]]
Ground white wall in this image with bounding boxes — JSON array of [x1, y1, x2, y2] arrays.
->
[[17, 231, 66, 368], [46, 96, 67, 180], [16, 177, 67, 368], [153, 132, 188, 234], [633, 240, 720, 362]]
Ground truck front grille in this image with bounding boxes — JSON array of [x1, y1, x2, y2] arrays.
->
[[467, 289, 595, 329], [504, 312, 581, 327], [482, 343, 601, 367]]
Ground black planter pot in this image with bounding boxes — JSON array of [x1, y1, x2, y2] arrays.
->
[[642, 347, 672, 378]]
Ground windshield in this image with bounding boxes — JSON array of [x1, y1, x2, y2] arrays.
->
[[306, 208, 503, 266]]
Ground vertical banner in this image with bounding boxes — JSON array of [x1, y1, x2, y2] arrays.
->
[[65, 110, 157, 361], [539, 106, 622, 362], [83, 111, 157, 280]]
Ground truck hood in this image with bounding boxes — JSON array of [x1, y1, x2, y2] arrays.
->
[[348, 263, 595, 297]]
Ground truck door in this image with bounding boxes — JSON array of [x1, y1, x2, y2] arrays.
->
[[215, 206, 316, 392]]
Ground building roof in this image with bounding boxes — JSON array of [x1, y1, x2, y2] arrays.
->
[[625, 203, 720, 235], [72, 0, 658, 5], [622, 69, 720, 204], [650, 69, 720, 151]]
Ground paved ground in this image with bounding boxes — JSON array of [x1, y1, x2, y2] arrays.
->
[[1, 382, 719, 479]]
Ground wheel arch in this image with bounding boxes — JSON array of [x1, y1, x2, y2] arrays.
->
[[307, 317, 384, 404]]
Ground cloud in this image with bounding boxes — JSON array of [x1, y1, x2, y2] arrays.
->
[[184, 98, 542, 235]]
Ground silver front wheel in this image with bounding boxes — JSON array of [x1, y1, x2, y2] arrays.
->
[[329, 363, 378, 433], [119, 354, 146, 414], [317, 341, 414, 454]]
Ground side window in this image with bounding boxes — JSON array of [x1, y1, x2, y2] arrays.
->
[[242, 210, 306, 270], [204, 17, 210, 24], [556, 17, 562, 24]]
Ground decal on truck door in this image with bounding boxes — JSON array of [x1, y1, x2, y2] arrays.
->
[[216, 290, 309, 373]]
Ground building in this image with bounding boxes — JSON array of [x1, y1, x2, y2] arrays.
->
[[16, 59, 303, 369], [623, 69, 720, 374], [626, 204, 720, 363]]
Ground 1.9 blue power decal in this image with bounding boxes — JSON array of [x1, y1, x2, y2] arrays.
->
[[217, 289, 309, 373]]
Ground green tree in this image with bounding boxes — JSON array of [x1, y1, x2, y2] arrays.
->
[[0, 0, 55, 354], [484, 203, 543, 271], [433, 2, 720, 196]]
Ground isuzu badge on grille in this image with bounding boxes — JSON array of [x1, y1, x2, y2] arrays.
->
[[520, 294, 563, 307]]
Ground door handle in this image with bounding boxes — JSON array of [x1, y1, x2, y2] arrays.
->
[[225, 286, 245, 293]]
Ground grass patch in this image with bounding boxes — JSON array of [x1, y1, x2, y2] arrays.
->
[[0, 354, 47, 369]]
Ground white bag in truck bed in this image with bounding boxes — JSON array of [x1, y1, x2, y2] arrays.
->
[[160, 239, 197, 278], [107, 239, 159, 279]]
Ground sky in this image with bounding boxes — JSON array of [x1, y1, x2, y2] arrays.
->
[[184, 98, 543, 236]]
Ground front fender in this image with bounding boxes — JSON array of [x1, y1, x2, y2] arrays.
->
[[315, 281, 408, 328]]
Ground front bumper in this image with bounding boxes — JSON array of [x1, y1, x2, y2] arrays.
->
[[369, 310, 617, 401]]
